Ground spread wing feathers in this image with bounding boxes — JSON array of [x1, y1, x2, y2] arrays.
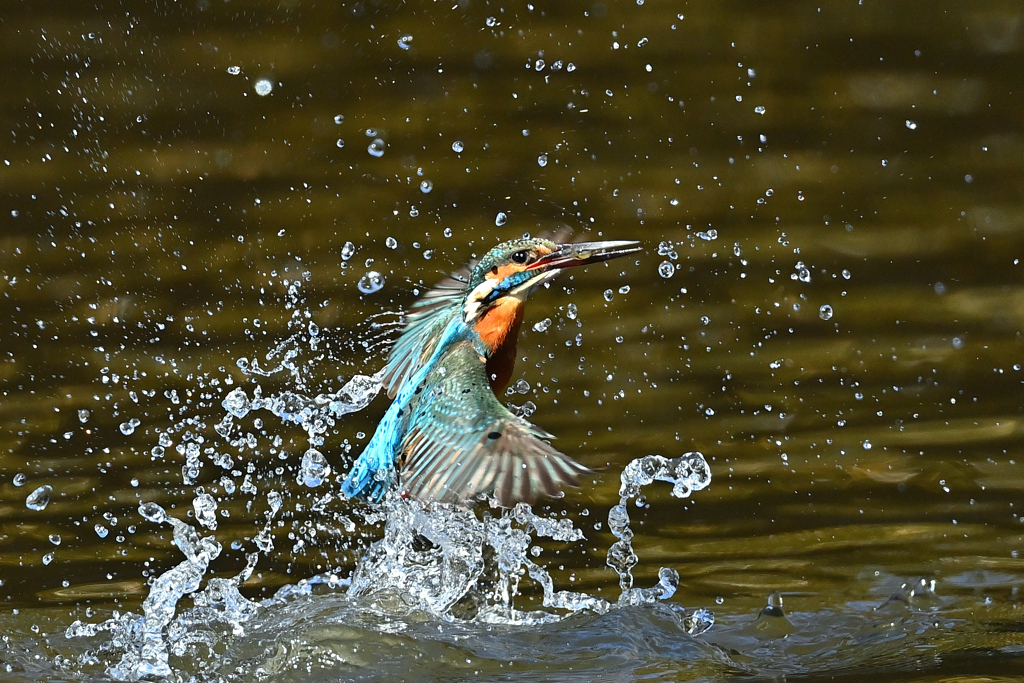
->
[[382, 269, 469, 399], [398, 343, 589, 506]]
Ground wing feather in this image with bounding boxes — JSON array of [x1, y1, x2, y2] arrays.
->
[[398, 342, 589, 506]]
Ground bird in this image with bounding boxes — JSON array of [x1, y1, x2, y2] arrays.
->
[[341, 235, 642, 507]]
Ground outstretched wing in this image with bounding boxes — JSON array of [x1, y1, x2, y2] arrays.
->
[[382, 270, 469, 399], [398, 341, 589, 506]]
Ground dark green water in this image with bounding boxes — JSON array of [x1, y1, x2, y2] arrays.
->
[[3, 0, 1024, 679]]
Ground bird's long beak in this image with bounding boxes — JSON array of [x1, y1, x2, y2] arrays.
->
[[525, 240, 643, 274]]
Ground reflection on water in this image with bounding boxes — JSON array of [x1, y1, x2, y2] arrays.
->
[[4, 0, 1024, 679]]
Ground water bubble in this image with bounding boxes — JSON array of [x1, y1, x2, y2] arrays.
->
[[537, 154, 548, 167], [452, 140, 464, 153], [222, 387, 252, 419], [819, 304, 833, 321], [226, 65, 241, 75], [658, 261, 675, 278], [254, 78, 273, 96], [138, 501, 167, 524], [341, 241, 356, 261], [358, 271, 385, 294], [193, 493, 218, 530], [298, 448, 332, 487], [26, 485, 52, 511], [794, 262, 811, 283], [495, 211, 507, 226], [119, 418, 140, 435], [419, 179, 433, 193], [385, 236, 398, 249], [657, 240, 674, 256], [94, 524, 109, 538], [78, 409, 90, 423], [533, 317, 552, 332], [367, 138, 386, 157], [397, 34, 413, 50], [334, 114, 344, 124], [603, 289, 615, 302]]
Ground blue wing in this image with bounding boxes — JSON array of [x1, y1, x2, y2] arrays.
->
[[398, 341, 590, 506], [381, 270, 468, 399]]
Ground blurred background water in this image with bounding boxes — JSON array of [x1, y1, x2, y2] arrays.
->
[[2, 0, 1024, 680]]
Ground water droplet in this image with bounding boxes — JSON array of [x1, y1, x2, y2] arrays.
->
[[755, 105, 766, 114], [819, 304, 833, 321], [367, 138, 386, 157], [333, 114, 345, 124], [298, 448, 332, 487], [78, 409, 89, 423], [193, 493, 218, 530], [139, 502, 167, 524], [696, 229, 718, 241], [397, 34, 413, 50], [226, 65, 241, 75], [222, 387, 251, 419], [385, 236, 398, 249], [537, 154, 548, 167], [336, 138, 345, 148], [49, 534, 61, 546], [567, 303, 578, 320], [795, 262, 811, 283], [906, 119, 917, 130], [42, 552, 54, 566], [26, 485, 52, 511], [443, 227, 453, 237], [618, 285, 630, 295], [657, 240, 674, 256], [495, 212, 507, 227], [94, 524, 109, 538], [119, 418, 140, 435], [341, 241, 356, 261], [13, 473, 26, 486], [842, 269, 851, 279], [358, 271, 385, 294], [254, 78, 273, 96], [603, 289, 615, 302], [419, 179, 433, 193], [658, 261, 675, 278], [700, 315, 710, 325], [533, 317, 552, 332], [486, 16, 498, 27], [452, 140, 464, 153]]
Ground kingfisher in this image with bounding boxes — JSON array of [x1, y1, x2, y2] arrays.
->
[[341, 236, 641, 507]]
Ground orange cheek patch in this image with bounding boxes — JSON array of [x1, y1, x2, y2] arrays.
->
[[485, 263, 527, 281]]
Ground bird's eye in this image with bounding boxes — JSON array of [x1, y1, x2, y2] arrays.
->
[[510, 250, 529, 264]]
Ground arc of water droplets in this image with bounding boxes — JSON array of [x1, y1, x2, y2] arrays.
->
[[607, 453, 712, 611]]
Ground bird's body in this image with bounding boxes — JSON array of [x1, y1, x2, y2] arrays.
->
[[341, 236, 641, 506]]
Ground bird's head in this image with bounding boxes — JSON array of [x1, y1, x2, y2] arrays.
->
[[462, 236, 642, 324]]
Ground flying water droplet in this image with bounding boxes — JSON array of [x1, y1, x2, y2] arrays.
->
[[567, 303, 578, 320], [298, 448, 332, 487], [385, 236, 398, 249], [333, 114, 344, 124], [119, 418, 140, 435], [78, 409, 90, 423], [341, 241, 356, 261], [358, 271, 385, 294], [193, 493, 218, 530], [618, 285, 630, 295], [94, 524, 109, 538], [397, 34, 413, 50], [254, 78, 273, 96], [658, 260, 675, 278], [819, 304, 833, 321], [26, 485, 52, 511], [495, 212, 507, 226], [419, 179, 433, 193], [13, 473, 26, 486], [139, 501, 167, 524], [367, 138, 386, 157], [452, 140, 464, 153], [226, 65, 241, 75], [537, 154, 548, 167], [49, 534, 61, 546], [603, 289, 615, 302], [533, 317, 552, 332]]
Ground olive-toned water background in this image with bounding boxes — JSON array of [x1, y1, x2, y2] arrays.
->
[[3, 0, 1024, 679]]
